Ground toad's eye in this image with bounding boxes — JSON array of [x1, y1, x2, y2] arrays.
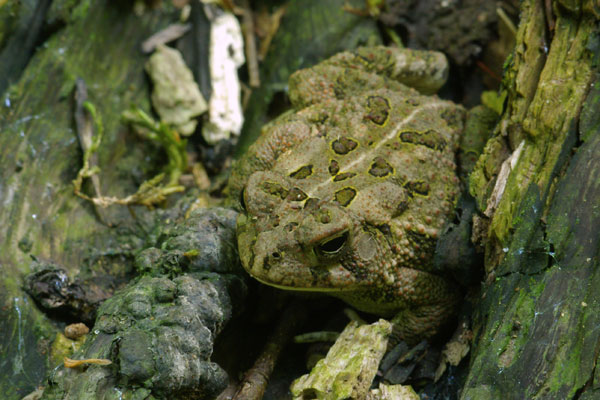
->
[[317, 231, 348, 256]]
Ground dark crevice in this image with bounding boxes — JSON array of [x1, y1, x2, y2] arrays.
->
[[541, 226, 558, 271], [494, 255, 556, 278], [494, 264, 552, 280], [492, 212, 557, 281], [493, 245, 558, 281]]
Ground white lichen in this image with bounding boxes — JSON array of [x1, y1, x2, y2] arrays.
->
[[203, 10, 245, 145]]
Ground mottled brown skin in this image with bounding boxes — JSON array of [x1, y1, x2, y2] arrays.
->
[[228, 47, 466, 342]]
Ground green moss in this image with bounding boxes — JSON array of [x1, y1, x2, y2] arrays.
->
[[69, 0, 93, 22], [468, 135, 510, 212], [461, 386, 496, 400], [537, 279, 586, 397], [462, 2, 599, 397], [0, 296, 58, 397], [493, 277, 544, 369], [0, 1, 176, 396], [50, 333, 86, 367]]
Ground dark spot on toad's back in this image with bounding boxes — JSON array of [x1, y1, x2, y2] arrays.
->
[[262, 182, 289, 199], [364, 95, 390, 125], [399, 129, 446, 151], [369, 157, 393, 177], [290, 165, 313, 179], [331, 137, 358, 154], [287, 187, 308, 202], [334, 187, 357, 207], [329, 160, 340, 175], [333, 172, 357, 182], [405, 180, 430, 196]]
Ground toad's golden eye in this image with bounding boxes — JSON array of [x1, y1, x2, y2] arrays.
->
[[317, 231, 348, 256]]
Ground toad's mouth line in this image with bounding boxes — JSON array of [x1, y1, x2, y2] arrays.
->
[[250, 262, 360, 292], [251, 275, 357, 292]]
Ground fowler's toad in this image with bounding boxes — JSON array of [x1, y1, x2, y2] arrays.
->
[[228, 47, 465, 342]]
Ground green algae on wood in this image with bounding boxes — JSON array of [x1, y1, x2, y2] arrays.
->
[[463, 1, 600, 398], [0, 2, 177, 397], [291, 319, 392, 400]]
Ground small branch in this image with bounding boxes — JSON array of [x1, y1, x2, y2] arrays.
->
[[256, 5, 287, 61], [141, 23, 192, 53], [240, 0, 260, 88], [230, 302, 307, 400]]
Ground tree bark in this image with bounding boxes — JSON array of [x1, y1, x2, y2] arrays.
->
[[0, 2, 172, 397], [464, 1, 600, 398]]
